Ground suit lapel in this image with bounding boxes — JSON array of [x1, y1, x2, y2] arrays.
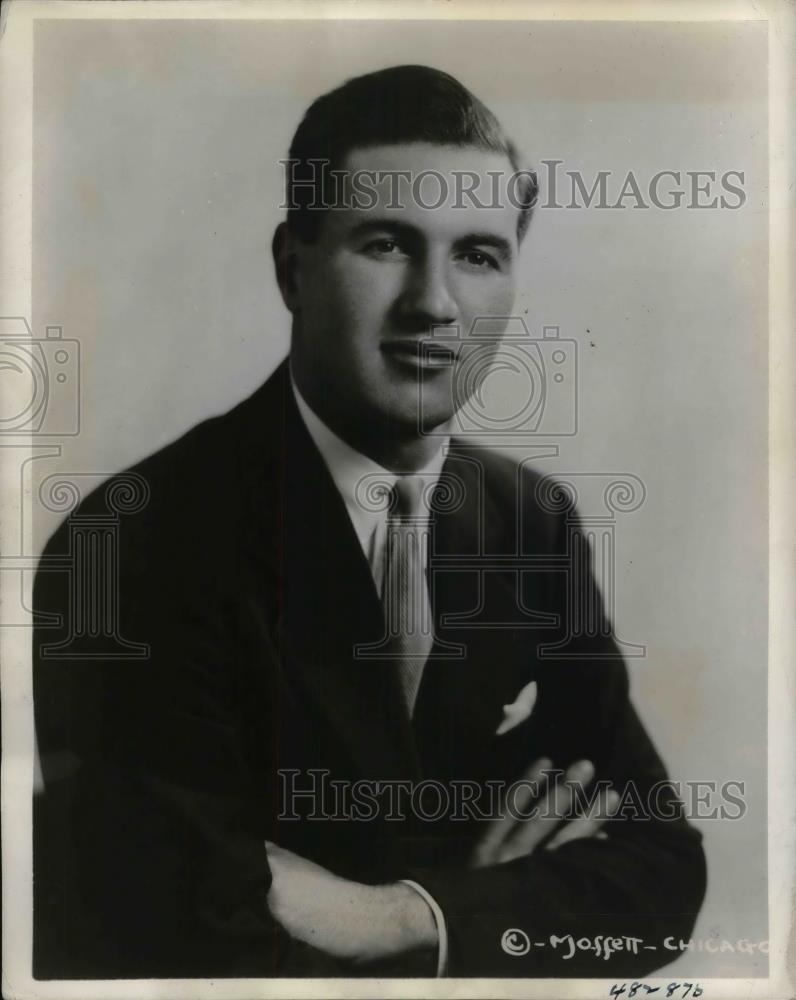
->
[[415, 449, 505, 748], [414, 447, 548, 771], [277, 372, 422, 781]]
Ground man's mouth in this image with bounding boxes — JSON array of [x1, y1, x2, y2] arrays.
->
[[380, 340, 456, 371]]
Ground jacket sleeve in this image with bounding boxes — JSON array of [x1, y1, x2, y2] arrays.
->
[[405, 496, 707, 977], [407, 668, 707, 976], [31, 477, 342, 979]]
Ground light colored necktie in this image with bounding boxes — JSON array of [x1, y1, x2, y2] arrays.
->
[[380, 476, 434, 716]]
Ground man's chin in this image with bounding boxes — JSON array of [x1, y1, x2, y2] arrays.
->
[[375, 401, 455, 439]]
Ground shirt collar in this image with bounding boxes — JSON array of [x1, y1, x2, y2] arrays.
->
[[289, 368, 449, 554]]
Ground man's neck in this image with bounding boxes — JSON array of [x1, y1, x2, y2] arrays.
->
[[289, 366, 447, 474], [333, 420, 445, 474]]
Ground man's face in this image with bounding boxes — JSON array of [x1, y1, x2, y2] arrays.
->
[[286, 143, 521, 435]]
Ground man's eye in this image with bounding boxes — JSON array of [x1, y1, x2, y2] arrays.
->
[[459, 250, 498, 270], [366, 239, 401, 255]]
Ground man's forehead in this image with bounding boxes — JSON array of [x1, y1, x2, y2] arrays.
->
[[342, 142, 516, 178], [332, 142, 523, 239]]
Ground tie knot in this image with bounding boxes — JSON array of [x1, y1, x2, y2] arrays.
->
[[390, 475, 426, 521]]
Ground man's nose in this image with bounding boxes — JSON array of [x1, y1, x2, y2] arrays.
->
[[399, 257, 458, 327]]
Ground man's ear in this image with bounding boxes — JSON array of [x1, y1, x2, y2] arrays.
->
[[272, 221, 300, 313]]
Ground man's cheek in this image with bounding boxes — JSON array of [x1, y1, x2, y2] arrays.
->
[[482, 281, 516, 317], [458, 284, 516, 333], [334, 261, 399, 313]]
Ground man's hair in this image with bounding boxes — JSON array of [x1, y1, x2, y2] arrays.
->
[[285, 64, 537, 243]]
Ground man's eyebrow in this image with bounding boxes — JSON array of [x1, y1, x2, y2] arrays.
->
[[346, 219, 421, 241]]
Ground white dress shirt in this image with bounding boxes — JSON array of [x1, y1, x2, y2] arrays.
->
[[291, 374, 447, 587], [291, 372, 450, 976]]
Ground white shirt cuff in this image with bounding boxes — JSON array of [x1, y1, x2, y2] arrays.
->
[[399, 878, 448, 977]]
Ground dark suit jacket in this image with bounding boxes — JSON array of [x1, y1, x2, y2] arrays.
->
[[33, 359, 706, 979]]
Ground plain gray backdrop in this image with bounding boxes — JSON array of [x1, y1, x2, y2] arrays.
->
[[32, 17, 768, 976]]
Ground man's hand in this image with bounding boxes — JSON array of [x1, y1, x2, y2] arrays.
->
[[265, 841, 437, 962], [471, 758, 620, 868]]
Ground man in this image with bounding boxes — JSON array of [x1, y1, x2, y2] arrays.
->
[[33, 65, 706, 979]]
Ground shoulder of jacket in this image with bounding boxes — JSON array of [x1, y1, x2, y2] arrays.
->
[[38, 374, 279, 559]]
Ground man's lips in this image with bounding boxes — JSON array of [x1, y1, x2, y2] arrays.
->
[[380, 340, 457, 370]]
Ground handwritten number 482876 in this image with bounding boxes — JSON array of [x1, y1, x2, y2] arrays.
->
[[610, 984, 703, 998]]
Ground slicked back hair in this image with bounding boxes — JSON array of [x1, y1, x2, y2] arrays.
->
[[285, 65, 537, 244]]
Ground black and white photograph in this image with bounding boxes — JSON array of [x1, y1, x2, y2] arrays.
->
[[0, 1, 793, 997]]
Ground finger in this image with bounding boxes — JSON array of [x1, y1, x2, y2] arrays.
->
[[264, 842, 288, 880], [471, 757, 552, 868], [265, 841, 301, 872], [498, 759, 594, 863], [545, 788, 621, 850]]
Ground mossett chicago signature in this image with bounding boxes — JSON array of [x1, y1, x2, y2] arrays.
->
[[500, 929, 769, 961], [501, 929, 647, 960]]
